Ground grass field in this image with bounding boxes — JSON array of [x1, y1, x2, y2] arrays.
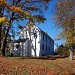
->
[[0, 56, 75, 75]]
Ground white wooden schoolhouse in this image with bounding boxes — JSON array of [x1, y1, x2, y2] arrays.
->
[[13, 22, 54, 57]]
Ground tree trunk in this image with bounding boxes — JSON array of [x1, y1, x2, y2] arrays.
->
[[0, 6, 4, 54], [35, 36, 36, 57], [69, 49, 73, 60], [2, 31, 8, 56], [0, 23, 2, 51], [1, 0, 19, 56], [22, 42, 23, 57], [2, 26, 10, 56]]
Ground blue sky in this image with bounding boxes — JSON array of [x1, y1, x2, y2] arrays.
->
[[37, 0, 64, 49], [14, 0, 63, 50], [38, 0, 57, 40], [8, 0, 63, 50]]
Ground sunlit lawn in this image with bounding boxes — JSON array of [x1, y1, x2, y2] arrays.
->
[[0, 56, 75, 75]]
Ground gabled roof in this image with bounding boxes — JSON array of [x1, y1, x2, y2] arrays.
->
[[39, 27, 54, 41], [20, 22, 54, 42]]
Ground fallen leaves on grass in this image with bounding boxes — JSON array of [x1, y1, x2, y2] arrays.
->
[[0, 56, 75, 75]]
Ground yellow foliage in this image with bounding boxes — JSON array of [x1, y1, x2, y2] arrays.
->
[[24, 11, 30, 16], [0, 0, 9, 7], [27, 15, 31, 19], [0, 0, 30, 21], [28, 23, 34, 28], [10, 6, 30, 17], [0, 0, 30, 17], [65, 29, 75, 45], [1, 30, 5, 40], [0, 17, 9, 25], [10, 6, 23, 13], [0, 17, 5, 22]]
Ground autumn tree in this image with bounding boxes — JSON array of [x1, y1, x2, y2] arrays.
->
[[0, 0, 51, 56], [55, 0, 75, 60]]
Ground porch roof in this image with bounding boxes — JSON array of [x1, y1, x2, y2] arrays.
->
[[14, 38, 28, 43]]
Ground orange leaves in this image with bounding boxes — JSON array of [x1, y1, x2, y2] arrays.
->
[[24, 11, 30, 16], [10, 6, 23, 13], [55, 0, 75, 46], [66, 29, 75, 45], [0, 17, 9, 25], [27, 22, 35, 28], [0, 0, 6, 5], [0, 17, 5, 22], [44, 0, 50, 3], [0, 0, 30, 19], [9, 6, 30, 18], [0, 56, 75, 75], [0, 0, 9, 8], [40, 0, 50, 4], [33, 15, 46, 24], [0, 0, 48, 24]]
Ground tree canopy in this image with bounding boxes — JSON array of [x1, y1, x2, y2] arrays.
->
[[0, 0, 51, 55], [55, 0, 75, 60], [55, 0, 75, 46]]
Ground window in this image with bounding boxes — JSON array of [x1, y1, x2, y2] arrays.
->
[[46, 45, 47, 51], [42, 44, 44, 50], [52, 41, 54, 45], [16, 44, 19, 48], [34, 33, 37, 38], [46, 37, 47, 42], [43, 35, 44, 40], [51, 40, 53, 45], [26, 31, 27, 38], [50, 39, 51, 44], [48, 47, 50, 51]]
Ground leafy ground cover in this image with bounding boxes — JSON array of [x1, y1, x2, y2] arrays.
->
[[0, 56, 75, 75]]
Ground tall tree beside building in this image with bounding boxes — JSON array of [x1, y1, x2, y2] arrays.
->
[[55, 0, 75, 60], [0, 0, 51, 56]]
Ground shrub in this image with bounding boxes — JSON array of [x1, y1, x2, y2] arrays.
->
[[57, 45, 70, 57]]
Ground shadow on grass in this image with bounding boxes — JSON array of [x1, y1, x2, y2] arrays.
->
[[14, 55, 68, 60], [73, 58, 75, 60], [71, 73, 75, 75]]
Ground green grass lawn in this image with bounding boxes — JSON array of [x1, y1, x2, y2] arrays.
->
[[0, 56, 75, 75]]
